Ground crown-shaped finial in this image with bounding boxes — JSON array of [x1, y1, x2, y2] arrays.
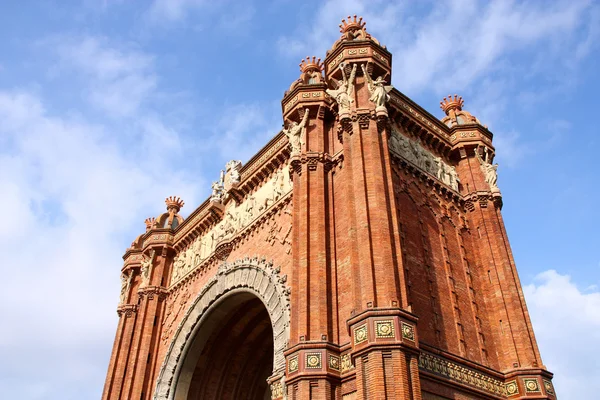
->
[[440, 94, 464, 115], [339, 15, 366, 33], [299, 56, 324, 73], [165, 196, 184, 212], [144, 217, 156, 231]]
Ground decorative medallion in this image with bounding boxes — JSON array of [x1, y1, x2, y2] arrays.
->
[[329, 355, 340, 371], [375, 320, 395, 338], [543, 379, 555, 395], [354, 324, 368, 345], [305, 353, 322, 369], [401, 322, 415, 341], [505, 380, 518, 395], [524, 378, 540, 393], [341, 354, 354, 373], [288, 355, 299, 373]]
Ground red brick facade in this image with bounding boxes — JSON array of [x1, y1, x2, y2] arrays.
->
[[102, 17, 555, 400]]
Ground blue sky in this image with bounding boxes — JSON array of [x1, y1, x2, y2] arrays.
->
[[0, 1, 598, 399]]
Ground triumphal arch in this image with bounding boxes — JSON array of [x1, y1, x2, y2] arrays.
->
[[102, 16, 556, 400]]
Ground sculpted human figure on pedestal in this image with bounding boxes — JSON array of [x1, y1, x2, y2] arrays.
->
[[326, 63, 357, 118], [476, 148, 499, 190], [119, 272, 131, 304], [210, 181, 223, 202], [283, 108, 309, 156], [225, 160, 242, 185], [361, 63, 393, 112], [140, 249, 156, 286]]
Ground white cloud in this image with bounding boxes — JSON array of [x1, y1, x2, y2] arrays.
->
[[0, 35, 201, 398], [50, 36, 157, 117], [525, 270, 600, 399], [279, 0, 592, 95]]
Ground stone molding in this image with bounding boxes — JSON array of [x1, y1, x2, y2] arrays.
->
[[419, 351, 506, 398], [137, 285, 168, 301], [116, 304, 137, 318], [153, 257, 291, 400]]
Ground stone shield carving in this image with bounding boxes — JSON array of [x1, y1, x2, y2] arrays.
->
[[153, 257, 291, 400]]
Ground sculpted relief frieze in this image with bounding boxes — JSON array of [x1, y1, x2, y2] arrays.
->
[[170, 165, 293, 286], [389, 125, 459, 192]]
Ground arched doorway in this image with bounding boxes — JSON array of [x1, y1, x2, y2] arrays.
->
[[154, 258, 291, 400], [176, 291, 273, 400]]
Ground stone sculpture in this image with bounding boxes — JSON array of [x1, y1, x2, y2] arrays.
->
[[326, 63, 357, 118], [140, 249, 156, 285], [283, 108, 309, 156], [476, 148, 499, 190], [210, 181, 223, 202], [361, 63, 393, 113], [119, 272, 131, 304], [389, 127, 459, 191], [225, 160, 242, 186]]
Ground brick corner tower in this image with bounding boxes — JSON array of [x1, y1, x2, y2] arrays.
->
[[102, 15, 556, 400]]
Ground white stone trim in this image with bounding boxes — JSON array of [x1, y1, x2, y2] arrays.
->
[[153, 257, 291, 400]]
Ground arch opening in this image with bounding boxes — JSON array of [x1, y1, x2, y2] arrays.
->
[[174, 291, 273, 400], [153, 258, 290, 400]]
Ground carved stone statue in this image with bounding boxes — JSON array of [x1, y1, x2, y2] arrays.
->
[[283, 108, 309, 156], [210, 181, 223, 202], [225, 160, 242, 186], [173, 256, 186, 281], [140, 249, 156, 285], [273, 169, 286, 202], [446, 165, 460, 191], [119, 272, 131, 304], [361, 64, 393, 113], [326, 63, 357, 118], [476, 148, 499, 191]]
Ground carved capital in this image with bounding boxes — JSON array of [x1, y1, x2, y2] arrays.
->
[[138, 285, 168, 301], [116, 304, 137, 318]]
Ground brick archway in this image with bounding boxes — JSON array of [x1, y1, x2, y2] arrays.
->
[[153, 257, 291, 400]]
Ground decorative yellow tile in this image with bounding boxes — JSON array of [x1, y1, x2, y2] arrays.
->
[[505, 380, 518, 395], [401, 322, 415, 341], [543, 379, 555, 395], [288, 355, 298, 373], [329, 354, 340, 371], [305, 353, 322, 369], [524, 378, 540, 393], [354, 324, 368, 345], [375, 320, 395, 338]]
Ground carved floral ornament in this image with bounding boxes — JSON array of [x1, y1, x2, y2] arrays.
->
[[170, 164, 292, 286], [153, 257, 291, 400]]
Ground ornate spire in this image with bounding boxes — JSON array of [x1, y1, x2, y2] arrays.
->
[[439, 94, 483, 128], [299, 56, 323, 74], [165, 196, 184, 212], [144, 217, 156, 232], [440, 94, 464, 115], [339, 15, 366, 34]]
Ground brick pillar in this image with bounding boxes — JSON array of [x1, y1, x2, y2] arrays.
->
[[284, 82, 341, 398], [455, 142, 555, 398]]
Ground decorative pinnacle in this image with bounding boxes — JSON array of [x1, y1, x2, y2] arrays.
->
[[339, 15, 366, 33], [299, 56, 324, 73], [144, 217, 156, 231], [440, 94, 464, 114], [165, 196, 184, 212]]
